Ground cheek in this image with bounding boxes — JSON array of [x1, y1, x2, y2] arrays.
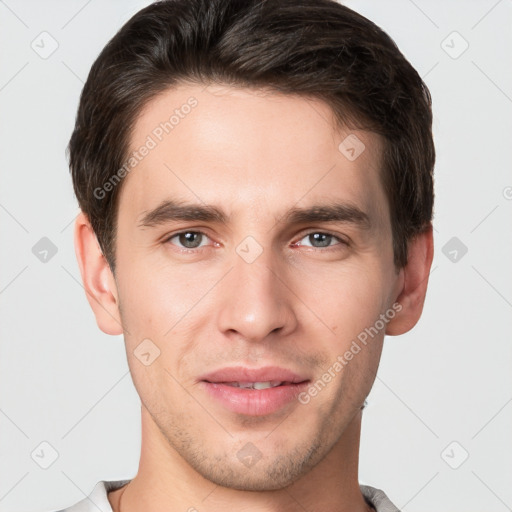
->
[[294, 259, 388, 344], [116, 257, 207, 335], [116, 270, 201, 411], [115, 258, 218, 388]]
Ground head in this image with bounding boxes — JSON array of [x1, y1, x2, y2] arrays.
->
[[70, 0, 434, 491]]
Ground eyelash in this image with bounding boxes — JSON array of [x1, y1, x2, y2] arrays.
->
[[164, 230, 348, 253]]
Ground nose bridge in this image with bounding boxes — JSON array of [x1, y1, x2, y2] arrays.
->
[[216, 240, 296, 341]]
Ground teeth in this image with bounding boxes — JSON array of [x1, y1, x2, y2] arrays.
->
[[226, 381, 283, 389], [253, 381, 276, 390]]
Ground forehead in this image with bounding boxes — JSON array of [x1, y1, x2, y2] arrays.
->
[[119, 83, 389, 231]]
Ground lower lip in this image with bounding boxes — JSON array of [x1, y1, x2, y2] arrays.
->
[[201, 381, 310, 416]]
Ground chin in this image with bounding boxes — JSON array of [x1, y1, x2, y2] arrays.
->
[[196, 465, 299, 492], [188, 439, 325, 492]]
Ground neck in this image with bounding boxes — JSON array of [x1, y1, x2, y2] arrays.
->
[[109, 406, 371, 512]]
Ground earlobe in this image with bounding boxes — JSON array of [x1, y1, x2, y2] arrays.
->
[[74, 211, 123, 335], [385, 224, 434, 336]]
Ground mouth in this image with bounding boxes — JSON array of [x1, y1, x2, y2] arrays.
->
[[199, 366, 310, 416]]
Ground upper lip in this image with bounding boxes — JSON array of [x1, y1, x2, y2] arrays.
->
[[200, 366, 309, 384]]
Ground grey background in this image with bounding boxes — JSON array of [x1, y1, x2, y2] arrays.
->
[[1, 1, 511, 511]]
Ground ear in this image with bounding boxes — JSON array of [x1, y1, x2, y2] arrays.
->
[[73, 211, 123, 335], [385, 224, 434, 336]]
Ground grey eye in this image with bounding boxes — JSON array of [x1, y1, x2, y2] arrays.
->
[[169, 231, 208, 249], [300, 232, 338, 248]]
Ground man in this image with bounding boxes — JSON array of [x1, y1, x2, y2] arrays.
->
[[56, 0, 435, 510]]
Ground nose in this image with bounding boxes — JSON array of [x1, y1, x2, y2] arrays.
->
[[215, 247, 298, 343]]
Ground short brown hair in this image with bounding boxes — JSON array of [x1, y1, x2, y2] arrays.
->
[[68, 0, 435, 274]]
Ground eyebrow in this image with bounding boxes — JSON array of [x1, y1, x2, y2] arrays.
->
[[137, 198, 372, 231]]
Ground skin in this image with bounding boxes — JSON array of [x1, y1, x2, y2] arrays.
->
[[74, 83, 434, 512]]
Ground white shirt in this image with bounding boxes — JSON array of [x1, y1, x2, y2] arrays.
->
[[51, 479, 401, 511]]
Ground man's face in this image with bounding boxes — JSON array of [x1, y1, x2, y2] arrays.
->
[[112, 84, 402, 490]]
